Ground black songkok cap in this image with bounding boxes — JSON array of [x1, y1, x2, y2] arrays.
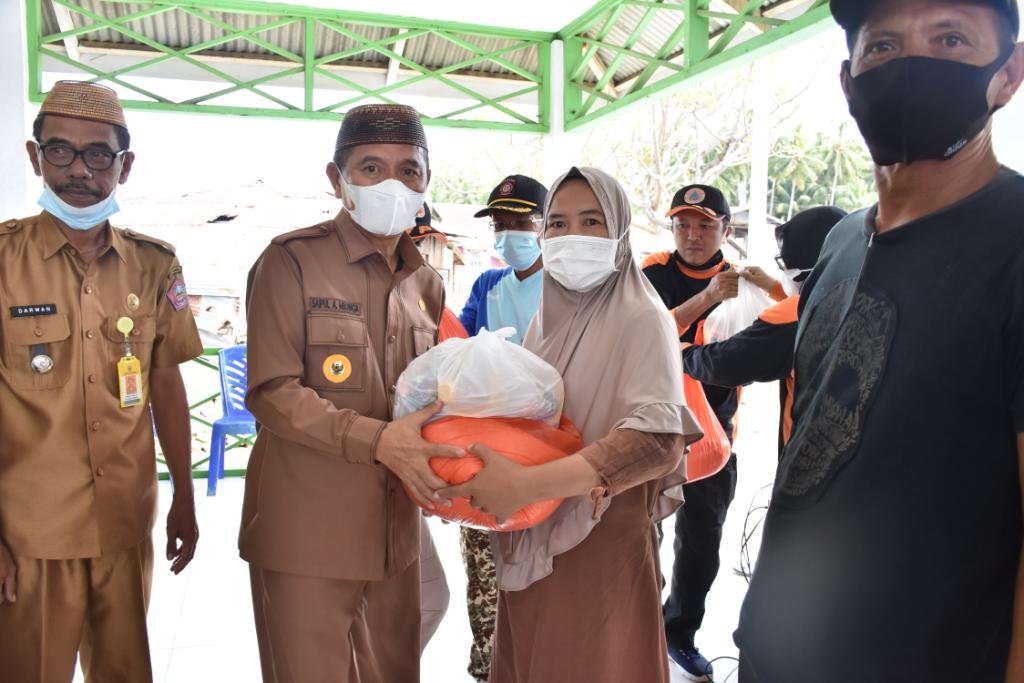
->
[[335, 104, 428, 152]]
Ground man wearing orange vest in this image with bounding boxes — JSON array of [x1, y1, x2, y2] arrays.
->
[[642, 184, 784, 681]]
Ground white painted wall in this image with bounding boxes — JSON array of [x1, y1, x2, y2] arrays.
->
[[0, 0, 33, 220]]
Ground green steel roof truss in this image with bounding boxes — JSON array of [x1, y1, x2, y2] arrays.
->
[[26, 0, 836, 132]]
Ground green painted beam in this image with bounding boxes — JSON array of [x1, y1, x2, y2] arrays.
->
[[568, 3, 628, 82], [578, 3, 660, 116], [625, 2, 693, 94], [29, 0, 838, 135], [559, 0, 630, 38], [23, 93, 548, 132], [698, 9, 786, 27], [29, 0, 551, 132], [684, 0, 710, 68], [537, 39, 552, 128], [304, 17, 315, 111], [99, 0, 555, 42], [564, 2, 834, 131], [705, 0, 771, 59]]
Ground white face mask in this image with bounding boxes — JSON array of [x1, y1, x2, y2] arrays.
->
[[542, 234, 619, 293], [344, 177, 426, 237], [780, 267, 811, 296], [35, 149, 120, 231]]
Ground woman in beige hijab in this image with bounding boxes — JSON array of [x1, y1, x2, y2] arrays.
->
[[441, 167, 701, 682]]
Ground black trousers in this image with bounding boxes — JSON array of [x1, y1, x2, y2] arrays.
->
[[663, 453, 738, 650]]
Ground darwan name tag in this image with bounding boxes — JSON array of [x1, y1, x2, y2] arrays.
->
[[10, 304, 57, 317]]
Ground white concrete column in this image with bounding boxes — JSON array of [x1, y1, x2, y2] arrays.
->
[[745, 60, 774, 268], [540, 40, 585, 186], [0, 0, 35, 219]]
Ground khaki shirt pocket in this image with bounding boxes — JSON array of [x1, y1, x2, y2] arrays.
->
[[411, 326, 435, 357], [1, 313, 73, 390], [305, 313, 367, 392], [103, 315, 157, 373]]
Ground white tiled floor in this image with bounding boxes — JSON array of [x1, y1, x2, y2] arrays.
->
[[73, 382, 781, 683]]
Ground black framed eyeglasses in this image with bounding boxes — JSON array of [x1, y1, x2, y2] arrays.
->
[[38, 143, 124, 171], [489, 216, 543, 231], [774, 254, 787, 270]]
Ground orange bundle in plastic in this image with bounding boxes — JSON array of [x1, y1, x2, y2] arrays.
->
[[682, 319, 732, 482], [409, 415, 583, 531]]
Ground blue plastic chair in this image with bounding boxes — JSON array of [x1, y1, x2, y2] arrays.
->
[[207, 345, 256, 496]]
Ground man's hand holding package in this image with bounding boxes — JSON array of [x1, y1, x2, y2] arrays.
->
[[376, 401, 464, 508]]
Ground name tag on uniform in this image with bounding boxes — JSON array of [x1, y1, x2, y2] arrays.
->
[[309, 297, 361, 315], [118, 355, 143, 407], [115, 317, 143, 407], [10, 304, 57, 317]]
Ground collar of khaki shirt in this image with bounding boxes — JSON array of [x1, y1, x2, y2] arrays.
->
[[35, 211, 128, 264], [334, 209, 425, 275]]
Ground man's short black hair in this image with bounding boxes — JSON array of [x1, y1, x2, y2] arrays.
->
[[32, 113, 131, 151]]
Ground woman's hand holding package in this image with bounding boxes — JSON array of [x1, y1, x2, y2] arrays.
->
[[441, 444, 602, 524], [375, 401, 465, 508], [439, 444, 530, 523]]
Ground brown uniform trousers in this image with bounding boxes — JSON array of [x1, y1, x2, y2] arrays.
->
[[0, 213, 202, 682], [242, 211, 444, 682]]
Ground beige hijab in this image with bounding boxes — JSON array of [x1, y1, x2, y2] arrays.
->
[[494, 166, 702, 591]]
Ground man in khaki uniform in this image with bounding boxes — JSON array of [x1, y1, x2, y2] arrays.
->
[[242, 104, 462, 683], [0, 81, 203, 682]]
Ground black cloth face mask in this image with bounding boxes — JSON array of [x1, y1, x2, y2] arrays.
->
[[844, 49, 1011, 166]]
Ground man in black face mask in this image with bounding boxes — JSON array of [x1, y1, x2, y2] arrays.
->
[[734, 2, 1024, 682]]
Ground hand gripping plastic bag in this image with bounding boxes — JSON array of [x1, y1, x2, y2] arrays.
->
[[393, 327, 564, 426], [702, 276, 775, 344], [405, 415, 583, 531]]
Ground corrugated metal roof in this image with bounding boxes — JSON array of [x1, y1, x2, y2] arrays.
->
[[40, 0, 544, 79], [581, 0, 815, 86]]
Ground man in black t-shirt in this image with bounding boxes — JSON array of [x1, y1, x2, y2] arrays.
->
[[736, 2, 1024, 682], [643, 185, 783, 681]]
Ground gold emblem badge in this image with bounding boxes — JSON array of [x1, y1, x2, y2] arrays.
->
[[322, 354, 353, 384], [418, 298, 427, 312], [126, 293, 140, 310]]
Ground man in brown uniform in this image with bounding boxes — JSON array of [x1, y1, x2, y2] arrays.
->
[[242, 104, 462, 683], [0, 81, 203, 682]]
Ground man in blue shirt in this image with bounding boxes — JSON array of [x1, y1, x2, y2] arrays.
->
[[459, 175, 547, 344], [456, 174, 546, 681]]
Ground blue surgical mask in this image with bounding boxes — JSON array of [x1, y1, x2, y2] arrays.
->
[[37, 181, 120, 231], [494, 231, 541, 271]]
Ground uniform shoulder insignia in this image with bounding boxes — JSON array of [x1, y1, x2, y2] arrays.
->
[[271, 223, 331, 246], [121, 228, 177, 255], [1, 218, 25, 236], [641, 251, 673, 268]]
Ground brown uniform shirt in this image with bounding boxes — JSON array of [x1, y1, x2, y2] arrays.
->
[[0, 212, 203, 560], [240, 210, 443, 582]]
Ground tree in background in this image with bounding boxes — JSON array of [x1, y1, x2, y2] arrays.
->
[[581, 63, 875, 233]]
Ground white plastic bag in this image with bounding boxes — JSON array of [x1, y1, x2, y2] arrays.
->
[[393, 327, 565, 425], [702, 277, 775, 343]]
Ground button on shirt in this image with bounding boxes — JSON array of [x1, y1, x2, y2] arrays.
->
[[0, 213, 203, 560], [240, 211, 444, 581]]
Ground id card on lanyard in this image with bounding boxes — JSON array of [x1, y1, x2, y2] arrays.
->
[[115, 316, 143, 407]]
